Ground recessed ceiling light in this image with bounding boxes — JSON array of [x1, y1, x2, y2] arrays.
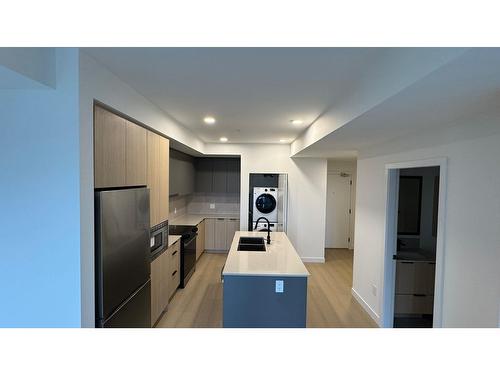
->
[[290, 119, 303, 125], [203, 116, 216, 125], [279, 139, 288, 143], [219, 137, 228, 142]]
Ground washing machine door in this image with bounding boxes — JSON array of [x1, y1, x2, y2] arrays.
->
[[255, 193, 277, 214]]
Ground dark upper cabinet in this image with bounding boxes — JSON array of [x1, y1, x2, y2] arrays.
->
[[194, 157, 240, 194], [226, 159, 241, 194], [212, 159, 228, 193], [195, 158, 214, 193]]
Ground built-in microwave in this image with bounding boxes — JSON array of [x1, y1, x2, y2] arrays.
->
[[150, 220, 168, 257]]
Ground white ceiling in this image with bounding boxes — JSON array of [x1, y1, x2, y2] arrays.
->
[[84, 48, 500, 155], [296, 48, 500, 157], [84, 48, 378, 143]]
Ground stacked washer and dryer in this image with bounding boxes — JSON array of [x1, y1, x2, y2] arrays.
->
[[252, 185, 287, 232]]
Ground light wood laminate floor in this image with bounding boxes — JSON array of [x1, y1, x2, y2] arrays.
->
[[156, 248, 377, 328]]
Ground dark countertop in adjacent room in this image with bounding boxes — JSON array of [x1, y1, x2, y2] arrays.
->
[[396, 248, 436, 262]]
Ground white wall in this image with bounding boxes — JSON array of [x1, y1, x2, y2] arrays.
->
[[205, 143, 328, 263], [0, 48, 56, 88], [79, 52, 207, 327], [353, 121, 500, 327], [327, 159, 357, 249], [0, 49, 81, 327]]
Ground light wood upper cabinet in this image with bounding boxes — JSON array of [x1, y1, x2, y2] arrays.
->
[[94, 106, 147, 188], [94, 106, 127, 188], [147, 131, 161, 226], [159, 136, 169, 223], [147, 131, 169, 227], [125, 120, 147, 186]]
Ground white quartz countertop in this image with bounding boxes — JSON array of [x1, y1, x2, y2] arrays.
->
[[168, 235, 182, 248], [170, 213, 239, 226], [222, 231, 309, 277]]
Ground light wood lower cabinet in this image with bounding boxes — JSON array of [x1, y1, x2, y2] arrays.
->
[[169, 241, 181, 299], [204, 217, 240, 252], [214, 218, 227, 250], [225, 218, 239, 249], [196, 220, 206, 260], [150, 254, 164, 325], [205, 218, 216, 250], [150, 240, 181, 326]]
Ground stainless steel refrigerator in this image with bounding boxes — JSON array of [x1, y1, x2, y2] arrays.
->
[[95, 187, 151, 328]]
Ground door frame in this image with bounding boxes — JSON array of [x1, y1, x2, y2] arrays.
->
[[325, 171, 353, 249], [381, 157, 448, 328]]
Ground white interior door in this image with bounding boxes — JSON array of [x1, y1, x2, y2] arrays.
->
[[325, 173, 351, 248]]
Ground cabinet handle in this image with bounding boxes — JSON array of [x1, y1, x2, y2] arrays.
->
[[413, 294, 426, 297], [217, 218, 224, 221], [172, 270, 177, 277], [401, 261, 414, 264], [172, 250, 177, 256]]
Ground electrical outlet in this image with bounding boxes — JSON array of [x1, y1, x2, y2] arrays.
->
[[275, 280, 284, 293], [174, 207, 177, 214], [209, 203, 215, 209], [371, 284, 377, 296]]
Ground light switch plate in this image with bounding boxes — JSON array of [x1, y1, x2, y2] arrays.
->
[[275, 280, 284, 293], [209, 203, 215, 209]]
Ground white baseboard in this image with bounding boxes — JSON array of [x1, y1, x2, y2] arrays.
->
[[351, 288, 381, 327], [301, 257, 325, 263]]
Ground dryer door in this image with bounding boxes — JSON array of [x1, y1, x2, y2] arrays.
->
[[255, 193, 277, 214]]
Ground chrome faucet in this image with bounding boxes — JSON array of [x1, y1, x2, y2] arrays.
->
[[254, 217, 271, 244]]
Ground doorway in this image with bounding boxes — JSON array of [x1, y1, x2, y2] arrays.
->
[[382, 159, 447, 328], [325, 172, 352, 249]]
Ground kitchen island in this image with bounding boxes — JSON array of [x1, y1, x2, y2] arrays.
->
[[222, 231, 309, 328]]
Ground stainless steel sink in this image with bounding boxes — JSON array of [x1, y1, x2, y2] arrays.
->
[[237, 237, 266, 251]]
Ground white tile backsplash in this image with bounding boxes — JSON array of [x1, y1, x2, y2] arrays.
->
[[169, 193, 240, 219]]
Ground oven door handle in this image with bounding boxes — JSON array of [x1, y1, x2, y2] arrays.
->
[[184, 234, 198, 247]]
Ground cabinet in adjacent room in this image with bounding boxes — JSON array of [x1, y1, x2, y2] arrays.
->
[[394, 260, 435, 315]]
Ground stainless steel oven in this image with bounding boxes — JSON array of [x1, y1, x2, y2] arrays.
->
[[150, 220, 168, 258]]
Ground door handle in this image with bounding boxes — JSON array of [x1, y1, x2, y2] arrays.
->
[[172, 250, 177, 256], [171, 270, 177, 277]]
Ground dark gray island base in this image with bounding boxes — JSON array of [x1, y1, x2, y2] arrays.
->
[[222, 231, 310, 328], [223, 275, 308, 328]]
